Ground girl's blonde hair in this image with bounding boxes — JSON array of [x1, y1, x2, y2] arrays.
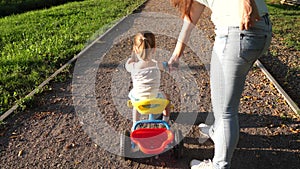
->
[[133, 31, 155, 61]]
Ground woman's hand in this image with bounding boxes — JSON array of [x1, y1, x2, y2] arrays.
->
[[168, 1, 205, 71], [168, 53, 180, 71], [240, 0, 260, 30]]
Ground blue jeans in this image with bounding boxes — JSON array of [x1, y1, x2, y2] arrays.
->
[[128, 91, 164, 102], [209, 15, 272, 169]]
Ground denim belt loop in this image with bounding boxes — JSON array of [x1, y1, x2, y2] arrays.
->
[[262, 13, 270, 25]]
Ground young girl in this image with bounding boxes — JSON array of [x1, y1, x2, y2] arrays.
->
[[125, 31, 170, 125]]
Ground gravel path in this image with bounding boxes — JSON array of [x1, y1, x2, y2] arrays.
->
[[1, 0, 299, 169]]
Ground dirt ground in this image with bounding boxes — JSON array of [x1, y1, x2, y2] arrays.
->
[[1, 0, 299, 169]]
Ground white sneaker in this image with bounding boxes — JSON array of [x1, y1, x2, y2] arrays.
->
[[190, 159, 214, 169], [198, 123, 211, 138], [198, 123, 212, 143]]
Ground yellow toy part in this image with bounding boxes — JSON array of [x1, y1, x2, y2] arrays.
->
[[128, 98, 169, 115], [127, 100, 133, 108]]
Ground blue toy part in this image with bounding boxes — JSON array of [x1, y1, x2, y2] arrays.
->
[[162, 61, 168, 71], [132, 119, 171, 131]]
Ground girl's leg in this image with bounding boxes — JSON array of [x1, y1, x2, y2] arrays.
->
[[132, 108, 139, 125], [162, 93, 170, 122], [129, 91, 140, 128], [162, 93, 170, 116]]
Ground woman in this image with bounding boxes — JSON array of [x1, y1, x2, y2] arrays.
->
[[168, 0, 272, 168]]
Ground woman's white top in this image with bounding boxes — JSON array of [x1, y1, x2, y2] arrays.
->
[[195, 0, 269, 27], [129, 62, 161, 100]]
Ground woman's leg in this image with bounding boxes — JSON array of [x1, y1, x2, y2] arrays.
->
[[210, 31, 249, 168], [210, 16, 272, 169]]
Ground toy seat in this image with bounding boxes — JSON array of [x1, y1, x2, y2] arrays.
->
[[128, 98, 169, 115], [127, 98, 173, 154], [131, 128, 174, 154]]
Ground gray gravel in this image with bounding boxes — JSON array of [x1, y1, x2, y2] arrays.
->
[[1, 0, 299, 169]]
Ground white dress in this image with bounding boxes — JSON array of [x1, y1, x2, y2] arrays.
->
[[128, 62, 161, 101]]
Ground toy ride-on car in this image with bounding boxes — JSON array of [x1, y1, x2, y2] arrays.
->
[[120, 98, 183, 159]]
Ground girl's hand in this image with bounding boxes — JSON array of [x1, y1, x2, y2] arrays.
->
[[240, 0, 260, 30], [131, 51, 138, 62]]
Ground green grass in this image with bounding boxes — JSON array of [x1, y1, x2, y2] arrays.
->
[[0, 0, 145, 115], [266, 0, 300, 50], [0, 0, 83, 17]]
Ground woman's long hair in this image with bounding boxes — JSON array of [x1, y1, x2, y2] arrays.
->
[[170, 0, 193, 20]]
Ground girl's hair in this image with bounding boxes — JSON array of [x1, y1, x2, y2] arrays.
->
[[170, 0, 193, 20], [133, 31, 155, 61]]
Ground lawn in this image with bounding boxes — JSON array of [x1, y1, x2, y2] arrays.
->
[[0, 0, 145, 115], [267, 0, 300, 51]]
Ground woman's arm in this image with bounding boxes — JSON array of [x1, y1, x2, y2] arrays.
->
[[168, 2, 205, 67]]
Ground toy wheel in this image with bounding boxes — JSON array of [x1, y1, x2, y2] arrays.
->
[[120, 130, 131, 160], [173, 129, 184, 159]]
